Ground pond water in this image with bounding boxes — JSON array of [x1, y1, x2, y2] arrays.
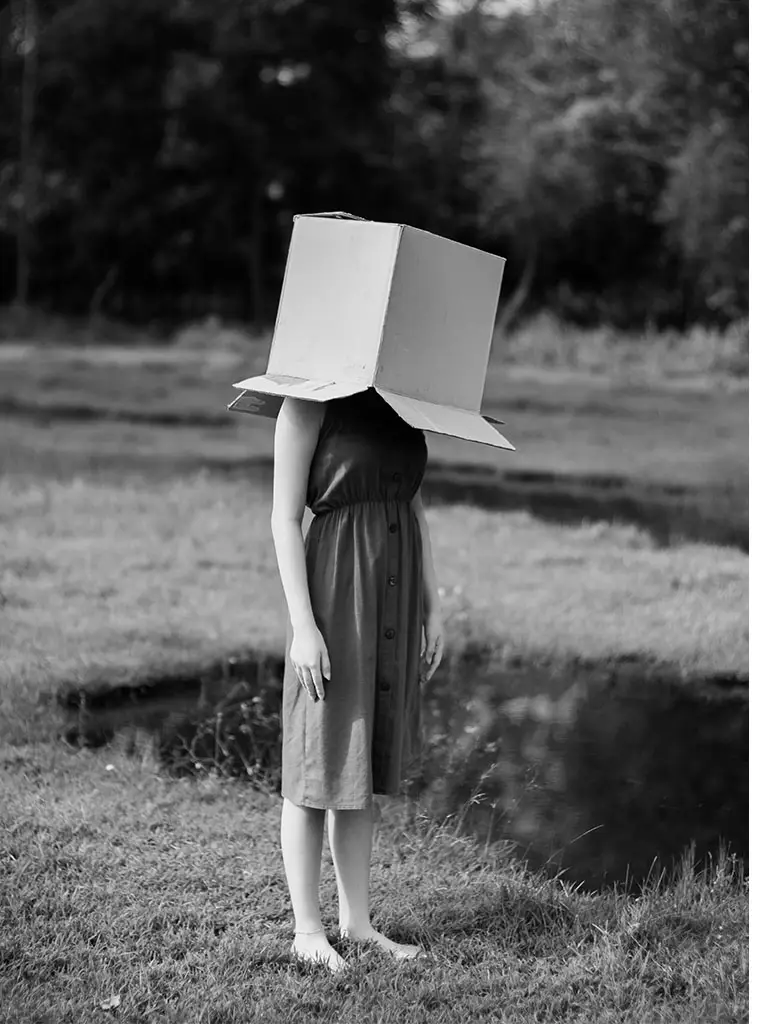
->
[[58, 652, 748, 891]]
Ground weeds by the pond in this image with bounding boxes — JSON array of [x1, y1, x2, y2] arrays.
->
[[157, 689, 283, 795], [0, 742, 748, 1024]]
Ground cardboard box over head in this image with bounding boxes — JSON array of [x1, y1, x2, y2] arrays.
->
[[229, 213, 514, 450]]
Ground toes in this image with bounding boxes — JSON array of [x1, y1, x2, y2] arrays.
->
[[341, 929, 423, 959], [391, 944, 422, 960], [291, 940, 347, 973]]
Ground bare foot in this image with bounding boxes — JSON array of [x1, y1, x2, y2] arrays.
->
[[291, 930, 347, 973], [341, 927, 422, 960]]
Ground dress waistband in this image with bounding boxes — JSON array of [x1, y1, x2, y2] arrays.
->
[[311, 498, 414, 518]]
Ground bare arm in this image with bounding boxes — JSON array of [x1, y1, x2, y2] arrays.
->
[[270, 397, 329, 699], [412, 487, 440, 618], [412, 487, 444, 680]]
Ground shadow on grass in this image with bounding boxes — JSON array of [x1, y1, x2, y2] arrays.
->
[[422, 463, 748, 552], [189, 458, 747, 553]]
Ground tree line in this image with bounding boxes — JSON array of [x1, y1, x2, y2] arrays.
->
[[0, 0, 748, 331]]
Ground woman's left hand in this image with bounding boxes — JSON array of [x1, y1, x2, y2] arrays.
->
[[420, 610, 444, 683]]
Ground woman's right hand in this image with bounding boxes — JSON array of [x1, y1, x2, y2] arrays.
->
[[290, 625, 331, 702]]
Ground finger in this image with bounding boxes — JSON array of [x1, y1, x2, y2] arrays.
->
[[310, 664, 325, 701], [421, 647, 435, 678], [321, 649, 331, 681], [420, 628, 426, 658], [429, 635, 444, 663], [427, 644, 444, 680], [291, 661, 305, 690], [297, 666, 317, 701]]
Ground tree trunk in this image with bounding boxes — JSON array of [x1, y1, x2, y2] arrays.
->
[[89, 265, 119, 323], [247, 182, 265, 327], [494, 239, 538, 338], [16, 0, 38, 308]]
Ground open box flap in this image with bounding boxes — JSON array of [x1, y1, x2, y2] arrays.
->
[[228, 375, 515, 450], [374, 388, 514, 451], [228, 375, 367, 417]]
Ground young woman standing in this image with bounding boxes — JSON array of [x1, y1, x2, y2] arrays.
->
[[270, 388, 444, 971]]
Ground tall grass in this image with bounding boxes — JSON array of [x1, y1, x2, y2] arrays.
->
[[0, 303, 750, 385], [498, 311, 749, 383]]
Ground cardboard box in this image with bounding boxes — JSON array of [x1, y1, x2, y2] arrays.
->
[[230, 213, 514, 450]]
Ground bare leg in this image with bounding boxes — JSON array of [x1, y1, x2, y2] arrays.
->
[[280, 797, 346, 972], [328, 805, 421, 959]]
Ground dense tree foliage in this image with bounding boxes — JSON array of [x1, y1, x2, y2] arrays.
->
[[0, 0, 748, 329]]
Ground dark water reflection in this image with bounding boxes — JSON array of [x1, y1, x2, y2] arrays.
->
[[419, 659, 747, 888], [59, 653, 748, 891]]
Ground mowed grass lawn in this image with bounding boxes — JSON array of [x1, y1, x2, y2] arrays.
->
[[0, 340, 749, 1023]]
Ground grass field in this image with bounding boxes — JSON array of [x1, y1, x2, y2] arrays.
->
[[0, 326, 749, 557], [0, 335, 748, 737], [0, 474, 748, 746], [0, 743, 748, 1024], [0, 334, 747, 486], [0, 325, 749, 1022]]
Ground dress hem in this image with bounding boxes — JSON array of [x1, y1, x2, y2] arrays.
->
[[280, 788, 408, 810], [281, 790, 374, 811]]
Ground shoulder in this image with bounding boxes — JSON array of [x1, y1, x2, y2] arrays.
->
[[277, 397, 326, 436], [279, 397, 325, 424]]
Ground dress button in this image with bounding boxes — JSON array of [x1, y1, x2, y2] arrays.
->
[[379, 680, 391, 693], [388, 576, 397, 587], [392, 472, 402, 483], [389, 523, 398, 534], [384, 628, 395, 640]]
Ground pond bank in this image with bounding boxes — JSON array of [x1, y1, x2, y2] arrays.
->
[[54, 647, 748, 892]]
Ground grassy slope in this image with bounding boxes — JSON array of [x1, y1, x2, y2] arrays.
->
[[0, 743, 748, 1024]]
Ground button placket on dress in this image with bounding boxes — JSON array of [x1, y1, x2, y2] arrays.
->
[[382, 469, 403, 673], [372, 474, 403, 789]]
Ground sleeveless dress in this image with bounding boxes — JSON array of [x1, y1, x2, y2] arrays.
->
[[280, 388, 429, 809]]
